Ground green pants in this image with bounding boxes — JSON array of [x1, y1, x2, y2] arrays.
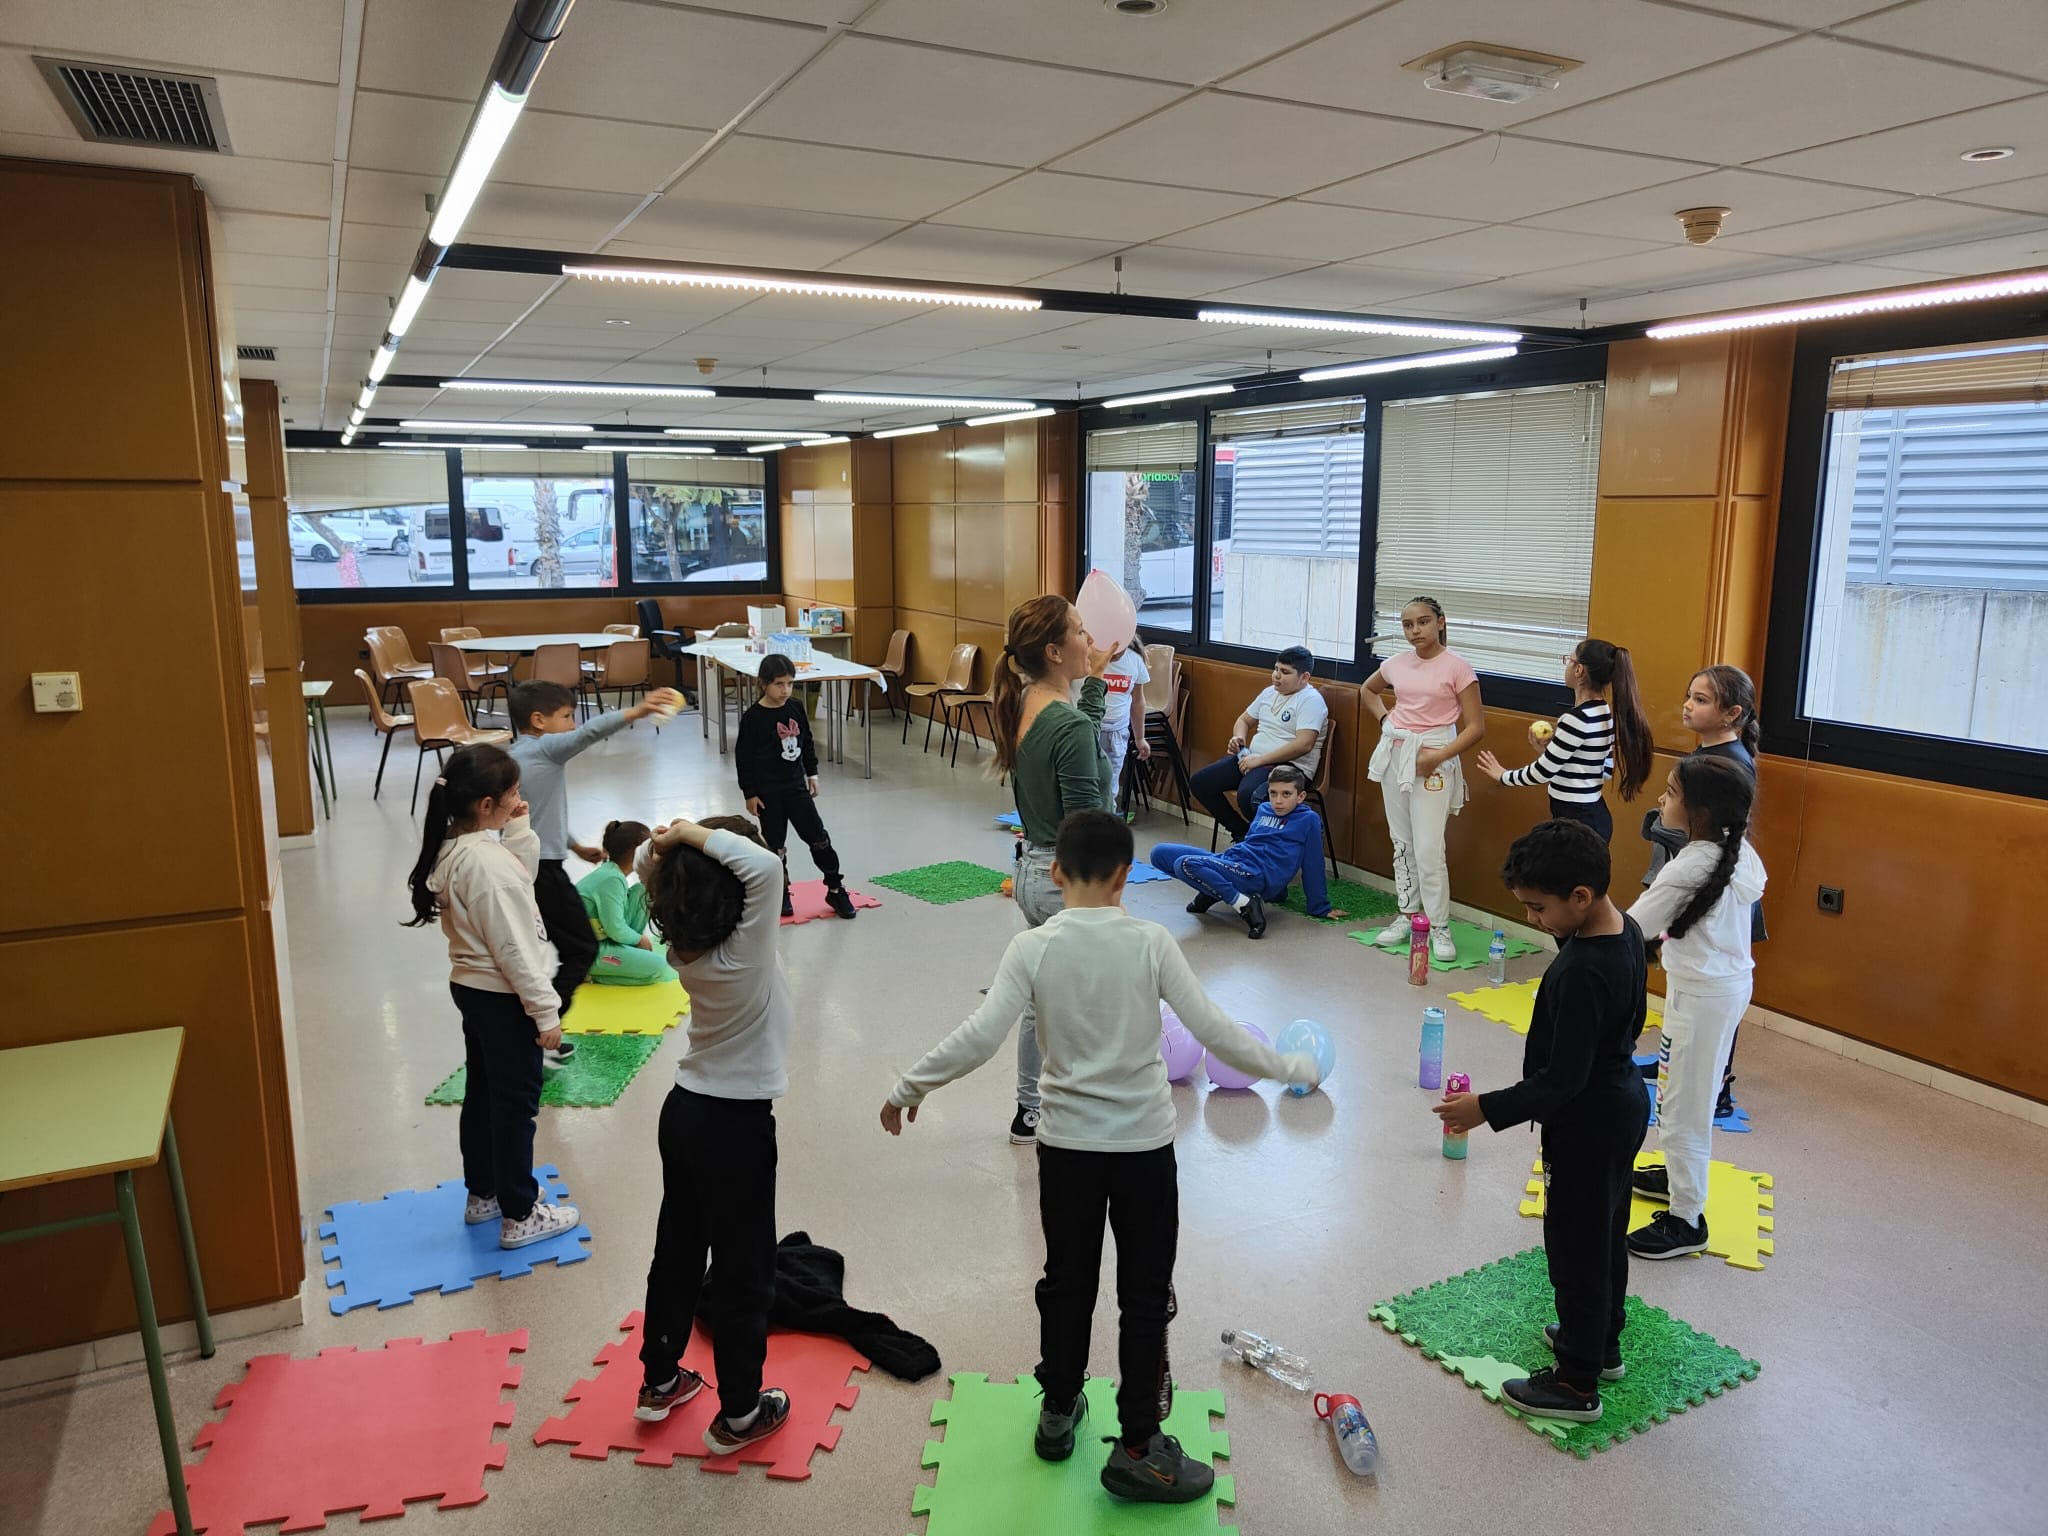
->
[[588, 941, 675, 986]]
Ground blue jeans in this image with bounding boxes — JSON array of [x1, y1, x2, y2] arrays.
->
[[1189, 756, 1271, 840], [1150, 842, 1266, 906]]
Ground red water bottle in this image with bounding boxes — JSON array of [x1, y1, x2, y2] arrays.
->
[[1407, 912, 1431, 986]]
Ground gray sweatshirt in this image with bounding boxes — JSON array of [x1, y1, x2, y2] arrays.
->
[[425, 815, 561, 1033], [509, 710, 630, 860]]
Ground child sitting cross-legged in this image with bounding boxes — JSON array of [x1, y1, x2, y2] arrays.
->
[[1146, 765, 1346, 938], [576, 820, 676, 986]]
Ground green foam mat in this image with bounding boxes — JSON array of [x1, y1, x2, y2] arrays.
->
[[425, 1033, 663, 1108], [1348, 915, 1541, 971], [1275, 874, 1400, 924], [872, 861, 1013, 905], [1368, 1247, 1759, 1458], [912, 1373, 1234, 1535]]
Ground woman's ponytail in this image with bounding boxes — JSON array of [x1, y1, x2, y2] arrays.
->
[[993, 594, 1073, 776]]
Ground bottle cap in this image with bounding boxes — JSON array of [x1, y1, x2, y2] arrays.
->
[[1446, 1072, 1470, 1094], [1314, 1392, 1361, 1419]]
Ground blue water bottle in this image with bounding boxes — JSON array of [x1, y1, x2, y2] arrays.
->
[[1487, 930, 1507, 985], [1419, 1006, 1445, 1091]]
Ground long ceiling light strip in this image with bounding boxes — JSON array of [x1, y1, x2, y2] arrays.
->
[[965, 406, 1056, 426], [746, 442, 791, 453], [873, 423, 940, 439], [1101, 383, 1234, 409], [1646, 268, 2048, 339], [816, 391, 1035, 410], [427, 84, 526, 247], [438, 378, 717, 398], [399, 418, 592, 433], [1298, 344, 1519, 383], [563, 262, 1041, 312], [583, 443, 714, 454], [1199, 307, 1522, 345], [665, 427, 834, 440], [379, 440, 531, 450]]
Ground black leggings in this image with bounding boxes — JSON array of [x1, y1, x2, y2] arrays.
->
[[534, 858, 599, 1015], [756, 788, 842, 884], [1547, 796, 1614, 844]]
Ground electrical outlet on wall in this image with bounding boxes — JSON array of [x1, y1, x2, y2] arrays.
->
[[1818, 885, 1845, 914]]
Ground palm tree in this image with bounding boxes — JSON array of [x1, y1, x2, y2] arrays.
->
[[531, 478, 565, 588], [1121, 471, 1150, 607]]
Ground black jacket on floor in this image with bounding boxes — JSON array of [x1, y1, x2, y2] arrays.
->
[[700, 1230, 941, 1381]]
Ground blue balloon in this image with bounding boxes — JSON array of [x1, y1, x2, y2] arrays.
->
[[1276, 1018, 1335, 1097]]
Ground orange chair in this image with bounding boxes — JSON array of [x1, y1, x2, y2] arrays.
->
[[590, 638, 653, 718], [439, 626, 482, 641], [903, 643, 978, 752], [430, 641, 507, 725], [407, 678, 513, 812], [354, 667, 415, 800], [877, 628, 911, 718], [364, 628, 430, 718], [603, 623, 640, 637], [531, 641, 598, 719]]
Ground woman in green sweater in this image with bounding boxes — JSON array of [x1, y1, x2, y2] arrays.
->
[[577, 820, 678, 986], [992, 593, 1122, 1144]]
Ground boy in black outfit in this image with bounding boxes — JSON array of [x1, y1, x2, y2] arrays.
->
[[735, 654, 856, 920], [1434, 819, 1650, 1423]]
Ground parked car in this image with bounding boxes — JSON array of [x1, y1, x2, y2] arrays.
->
[[288, 514, 340, 562], [405, 503, 499, 583], [343, 509, 411, 555], [530, 523, 611, 579]]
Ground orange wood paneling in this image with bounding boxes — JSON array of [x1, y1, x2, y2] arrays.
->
[[1715, 494, 1776, 683], [850, 606, 896, 668], [895, 608, 957, 686], [781, 501, 817, 598], [953, 504, 1007, 625], [1587, 496, 1719, 751], [852, 439, 893, 504], [954, 619, 1004, 696], [894, 503, 957, 615], [812, 504, 856, 607], [853, 504, 894, 608], [1040, 412, 1078, 508], [1598, 335, 1733, 499], [1734, 330, 1796, 499], [954, 425, 1006, 503], [778, 441, 852, 498], [893, 428, 956, 504], [1003, 502, 1043, 615], [245, 380, 313, 836], [1002, 420, 1041, 504]]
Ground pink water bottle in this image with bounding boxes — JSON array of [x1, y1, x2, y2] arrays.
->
[[1442, 1073, 1471, 1159], [1407, 912, 1431, 986]]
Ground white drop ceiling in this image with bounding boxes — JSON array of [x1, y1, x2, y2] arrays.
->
[[0, 0, 2044, 435]]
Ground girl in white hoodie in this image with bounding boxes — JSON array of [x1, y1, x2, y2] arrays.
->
[[1625, 755, 1766, 1261], [406, 745, 581, 1251]]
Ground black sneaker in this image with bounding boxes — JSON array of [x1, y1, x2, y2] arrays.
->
[[1637, 1055, 1660, 1081], [1502, 1367, 1603, 1423], [1242, 894, 1266, 940], [1629, 1209, 1709, 1260], [1033, 1389, 1088, 1461], [1716, 1079, 1737, 1121], [825, 883, 857, 920], [703, 1388, 791, 1456], [634, 1368, 707, 1421], [1009, 1105, 1040, 1145], [1543, 1323, 1625, 1381], [781, 888, 795, 919], [1632, 1163, 1670, 1201], [1185, 893, 1217, 915], [1100, 1433, 1215, 1503], [543, 1038, 576, 1066]]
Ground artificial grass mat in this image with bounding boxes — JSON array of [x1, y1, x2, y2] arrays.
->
[[1276, 873, 1400, 924], [1349, 915, 1541, 971], [872, 861, 1012, 905], [1369, 1247, 1759, 1458], [426, 1033, 663, 1108]]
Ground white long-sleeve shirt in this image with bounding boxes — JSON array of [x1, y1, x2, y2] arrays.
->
[[1629, 837, 1767, 992], [890, 906, 1317, 1153], [427, 814, 561, 1033]]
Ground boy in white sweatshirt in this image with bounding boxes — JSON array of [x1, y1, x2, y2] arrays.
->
[[406, 745, 581, 1251], [881, 809, 1318, 1506]]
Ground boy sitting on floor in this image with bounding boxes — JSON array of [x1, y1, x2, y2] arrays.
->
[[1147, 765, 1346, 939]]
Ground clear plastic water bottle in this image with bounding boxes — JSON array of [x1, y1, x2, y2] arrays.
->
[[1315, 1392, 1380, 1475], [1221, 1329, 1312, 1391], [1487, 930, 1507, 985], [1442, 1072, 1471, 1159], [1419, 1006, 1445, 1091], [1407, 912, 1431, 986]]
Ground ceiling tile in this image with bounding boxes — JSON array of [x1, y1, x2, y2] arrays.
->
[[1520, 168, 1899, 242], [1382, 278, 1589, 320], [931, 172, 1265, 244], [1033, 247, 1320, 298], [1229, 0, 1789, 130], [1566, 260, 1974, 326], [359, 0, 518, 101], [1519, 37, 2034, 164], [745, 35, 1183, 165], [1304, 135, 1703, 222], [230, 308, 332, 340], [1208, 261, 1479, 308], [1834, 0, 2048, 84], [218, 210, 331, 259], [209, 75, 337, 164], [429, 269, 564, 310], [1834, 227, 2048, 275], [342, 166, 437, 231], [1952, 172, 2048, 217], [1716, 199, 2048, 262], [1163, 201, 1481, 261], [620, 198, 907, 269], [338, 219, 422, 264], [0, 0, 345, 83], [1672, 0, 1883, 20], [669, 135, 1015, 221], [1365, 223, 1662, 277], [827, 224, 1121, 284], [0, 131, 335, 215], [350, 93, 709, 196], [1523, 242, 1810, 295], [224, 251, 330, 291], [1753, 93, 2048, 196], [1053, 93, 1471, 197], [0, 47, 74, 137], [339, 257, 407, 295], [465, 183, 644, 248]]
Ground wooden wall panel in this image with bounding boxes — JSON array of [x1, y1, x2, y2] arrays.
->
[[850, 605, 896, 668], [780, 500, 816, 597], [954, 504, 1007, 625], [1003, 503, 1042, 615], [954, 618, 1004, 695], [244, 379, 313, 836], [853, 505, 894, 608], [852, 439, 893, 504], [1597, 336, 1733, 498], [779, 441, 852, 498], [812, 505, 856, 607], [894, 503, 956, 615], [894, 428, 955, 504], [895, 609, 957, 686], [1587, 497, 1719, 750], [955, 425, 1006, 503]]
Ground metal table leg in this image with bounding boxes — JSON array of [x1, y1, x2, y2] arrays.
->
[[163, 1116, 213, 1359], [307, 720, 330, 819], [863, 678, 873, 779], [116, 1171, 194, 1536]]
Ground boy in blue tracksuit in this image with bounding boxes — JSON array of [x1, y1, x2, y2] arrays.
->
[[1148, 765, 1347, 939]]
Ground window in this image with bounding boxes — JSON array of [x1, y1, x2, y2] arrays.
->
[[286, 449, 453, 589], [459, 450, 614, 591], [1804, 336, 2048, 752], [1085, 421, 1200, 634], [627, 455, 768, 585], [1210, 396, 1366, 662], [1373, 381, 1602, 682]]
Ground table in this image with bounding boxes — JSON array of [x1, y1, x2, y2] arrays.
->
[[445, 633, 626, 655], [682, 640, 884, 778], [0, 1027, 210, 1536], [303, 679, 335, 819]]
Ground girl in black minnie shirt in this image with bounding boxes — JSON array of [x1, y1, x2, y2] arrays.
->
[[736, 654, 857, 921]]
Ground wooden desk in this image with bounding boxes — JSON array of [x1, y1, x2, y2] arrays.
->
[[0, 1027, 210, 1536]]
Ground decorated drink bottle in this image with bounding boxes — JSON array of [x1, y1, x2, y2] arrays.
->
[[1442, 1072, 1471, 1159], [1407, 912, 1431, 986], [1419, 1006, 1445, 1091], [1315, 1392, 1380, 1475]]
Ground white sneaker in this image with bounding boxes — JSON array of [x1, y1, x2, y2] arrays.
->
[[463, 1194, 501, 1225], [1374, 916, 1412, 946], [499, 1201, 581, 1250], [1431, 928, 1458, 965]]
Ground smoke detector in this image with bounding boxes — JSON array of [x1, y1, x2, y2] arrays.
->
[[1406, 43, 1580, 105], [695, 357, 717, 376], [1676, 206, 1731, 246], [1103, 0, 1168, 14]]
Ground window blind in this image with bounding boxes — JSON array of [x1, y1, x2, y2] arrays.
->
[[1827, 337, 2048, 411], [1086, 420, 1199, 470], [1374, 382, 1604, 682], [1213, 396, 1368, 440]]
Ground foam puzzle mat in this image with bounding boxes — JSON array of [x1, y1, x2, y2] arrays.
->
[[783, 878, 883, 924], [320, 1164, 591, 1314], [1368, 1248, 1759, 1459], [1518, 1151, 1776, 1271], [1645, 1078, 1752, 1133], [911, 1373, 1235, 1536], [1449, 979, 1663, 1038], [1351, 917, 1542, 972], [873, 861, 1013, 905], [534, 1311, 866, 1480], [149, 1329, 525, 1534], [1276, 874, 1400, 924], [560, 978, 689, 1036], [425, 1034, 662, 1109]]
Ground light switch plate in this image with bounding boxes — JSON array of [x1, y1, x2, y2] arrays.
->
[[32, 672, 83, 712]]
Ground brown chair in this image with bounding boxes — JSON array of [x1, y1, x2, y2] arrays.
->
[[407, 678, 513, 813], [354, 667, 415, 800], [711, 622, 750, 639], [877, 628, 911, 717], [439, 626, 482, 642], [590, 639, 653, 718], [430, 641, 507, 726], [1138, 646, 1192, 824], [530, 641, 598, 719], [602, 623, 640, 638], [376, 625, 433, 678], [1208, 709, 1336, 879], [903, 643, 978, 751], [939, 689, 996, 766], [364, 627, 430, 719]]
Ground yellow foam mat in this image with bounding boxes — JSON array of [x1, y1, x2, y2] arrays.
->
[[1449, 978, 1663, 1038], [1518, 1152, 1775, 1272], [560, 978, 690, 1036]]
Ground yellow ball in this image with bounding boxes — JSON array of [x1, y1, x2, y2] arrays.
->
[[1528, 719, 1556, 750]]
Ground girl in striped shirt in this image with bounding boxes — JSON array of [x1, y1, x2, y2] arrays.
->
[[1476, 638, 1652, 843]]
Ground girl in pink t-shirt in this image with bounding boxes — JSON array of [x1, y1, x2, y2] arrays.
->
[[1363, 597, 1486, 964]]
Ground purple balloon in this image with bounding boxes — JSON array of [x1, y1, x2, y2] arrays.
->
[[1205, 1022, 1271, 1091], [1161, 1015, 1204, 1083]]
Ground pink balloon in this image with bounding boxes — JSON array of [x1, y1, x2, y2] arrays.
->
[[1205, 1022, 1271, 1091], [1160, 1014, 1204, 1083], [1076, 569, 1138, 652]]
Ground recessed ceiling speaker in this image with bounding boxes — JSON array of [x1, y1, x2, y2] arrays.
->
[[1676, 206, 1731, 246], [1104, 0, 1168, 14]]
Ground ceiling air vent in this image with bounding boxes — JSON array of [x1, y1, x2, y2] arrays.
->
[[36, 57, 231, 152], [237, 345, 277, 362]]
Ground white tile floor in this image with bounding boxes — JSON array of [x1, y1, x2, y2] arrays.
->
[[8, 703, 2047, 1534]]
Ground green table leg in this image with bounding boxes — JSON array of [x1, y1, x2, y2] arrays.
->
[[306, 708, 330, 819], [116, 1170, 194, 1536], [314, 697, 337, 801], [162, 1116, 213, 1359]]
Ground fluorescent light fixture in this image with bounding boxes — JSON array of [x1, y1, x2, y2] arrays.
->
[[378, 439, 530, 451], [664, 427, 834, 440], [564, 262, 1040, 312], [1298, 344, 1519, 383], [965, 406, 1056, 426], [746, 441, 790, 453], [1101, 384, 1234, 409], [873, 423, 940, 439], [1646, 268, 2048, 339], [428, 82, 525, 247], [356, 383, 376, 412], [367, 344, 397, 383], [809, 436, 851, 445], [340, 427, 356, 445], [438, 379, 716, 398], [389, 274, 433, 338], [584, 443, 713, 454], [398, 419, 592, 433], [815, 391, 1034, 410], [348, 406, 366, 426], [1198, 308, 1521, 344]]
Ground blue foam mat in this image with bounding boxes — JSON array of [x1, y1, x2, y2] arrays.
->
[[319, 1163, 591, 1315], [992, 810, 1168, 881], [1644, 1079, 1753, 1133]]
